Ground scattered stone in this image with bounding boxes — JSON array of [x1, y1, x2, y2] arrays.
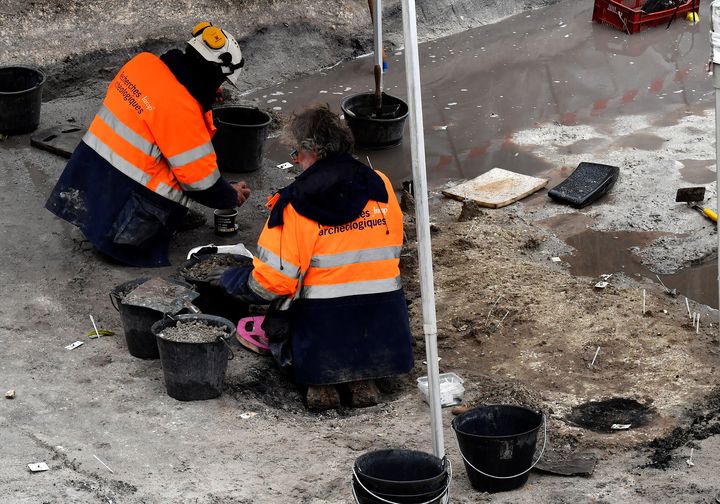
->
[[5, 389, 15, 399], [181, 254, 251, 281]]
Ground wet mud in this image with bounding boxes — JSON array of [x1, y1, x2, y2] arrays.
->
[[566, 398, 655, 433], [647, 388, 720, 468]]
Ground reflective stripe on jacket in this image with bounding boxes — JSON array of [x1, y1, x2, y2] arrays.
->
[[249, 170, 403, 300], [84, 52, 221, 206]]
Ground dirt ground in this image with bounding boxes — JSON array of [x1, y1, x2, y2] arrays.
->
[[2, 0, 720, 503]]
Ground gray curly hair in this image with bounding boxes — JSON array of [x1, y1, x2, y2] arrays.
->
[[282, 104, 354, 160]]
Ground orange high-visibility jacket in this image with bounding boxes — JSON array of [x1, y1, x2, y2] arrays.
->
[[83, 52, 221, 206], [248, 171, 403, 300]]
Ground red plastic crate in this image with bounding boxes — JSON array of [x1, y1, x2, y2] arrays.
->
[[592, 0, 699, 34]]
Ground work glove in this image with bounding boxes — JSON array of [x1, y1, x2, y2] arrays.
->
[[206, 268, 229, 289]]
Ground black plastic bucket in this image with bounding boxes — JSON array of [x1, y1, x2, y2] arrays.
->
[[110, 277, 194, 359], [213, 208, 238, 236], [451, 405, 545, 493], [0, 66, 46, 135], [177, 253, 252, 322], [212, 106, 272, 172], [340, 93, 409, 150], [151, 314, 235, 401], [352, 449, 450, 504]]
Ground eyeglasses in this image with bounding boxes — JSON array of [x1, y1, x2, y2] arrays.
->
[[289, 148, 298, 161]]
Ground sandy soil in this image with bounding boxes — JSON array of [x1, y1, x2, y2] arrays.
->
[[1, 0, 720, 503]]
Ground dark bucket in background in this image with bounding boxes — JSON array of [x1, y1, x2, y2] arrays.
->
[[0, 66, 46, 135], [340, 93, 409, 150], [352, 449, 450, 504], [110, 277, 195, 359], [212, 106, 272, 173], [177, 253, 251, 322], [214, 208, 238, 236], [451, 405, 544, 493], [151, 314, 235, 401]]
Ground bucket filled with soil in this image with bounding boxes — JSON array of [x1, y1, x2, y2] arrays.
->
[[0, 66, 46, 135], [340, 92, 409, 150], [352, 449, 450, 504], [212, 106, 272, 172], [151, 314, 236, 401], [178, 253, 253, 322], [451, 405, 545, 493], [110, 277, 195, 359]]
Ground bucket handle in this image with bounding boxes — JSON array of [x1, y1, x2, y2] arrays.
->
[[351, 457, 452, 504], [110, 293, 120, 312], [219, 336, 235, 360], [454, 413, 547, 481]]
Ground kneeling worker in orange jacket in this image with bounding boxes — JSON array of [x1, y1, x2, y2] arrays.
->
[[46, 22, 251, 267], [212, 105, 415, 410]]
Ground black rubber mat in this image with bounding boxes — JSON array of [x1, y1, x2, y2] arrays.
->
[[548, 162, 620, 208]]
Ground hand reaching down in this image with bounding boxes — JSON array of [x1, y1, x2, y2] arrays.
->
[[231, 181, 251, 207]]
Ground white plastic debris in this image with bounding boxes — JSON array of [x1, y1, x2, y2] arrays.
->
[[417, 372, 464, 407], [611, 424, 631, 430], [65, 341, 84, 350], [28, 463, 49, 472]]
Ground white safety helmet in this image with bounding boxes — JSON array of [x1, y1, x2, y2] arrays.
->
[[187, 22, 245, 86]]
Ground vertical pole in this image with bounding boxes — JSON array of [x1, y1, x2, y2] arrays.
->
[[401, 0, 444, 458], [373, 0, 383, 91], [715, 69, 720, 331], [714, 0, 720, 334]]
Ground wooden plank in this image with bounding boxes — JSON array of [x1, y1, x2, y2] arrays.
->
[[442, 167, 548, 208], [30, 124, 85, 158]]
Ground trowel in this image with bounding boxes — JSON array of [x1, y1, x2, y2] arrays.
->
[[122, 277, 201, 315], [675, 187, 718, 223]]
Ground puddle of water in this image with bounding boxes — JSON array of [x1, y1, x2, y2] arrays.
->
[[679, 158, 716, 185], [541, 213, 718, 308], [245, 1, 715, 306], [611, 133, 667, 151], [563, 229, 665, 279], [245, 1, 710, 187], [660, 260, 718, 309]]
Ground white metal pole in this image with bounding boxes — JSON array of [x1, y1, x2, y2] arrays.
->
[[373, 0, 383, 91], [715, 70, 720, 331], [401, 0, 444, 458], [713, 1, 720, 333]]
